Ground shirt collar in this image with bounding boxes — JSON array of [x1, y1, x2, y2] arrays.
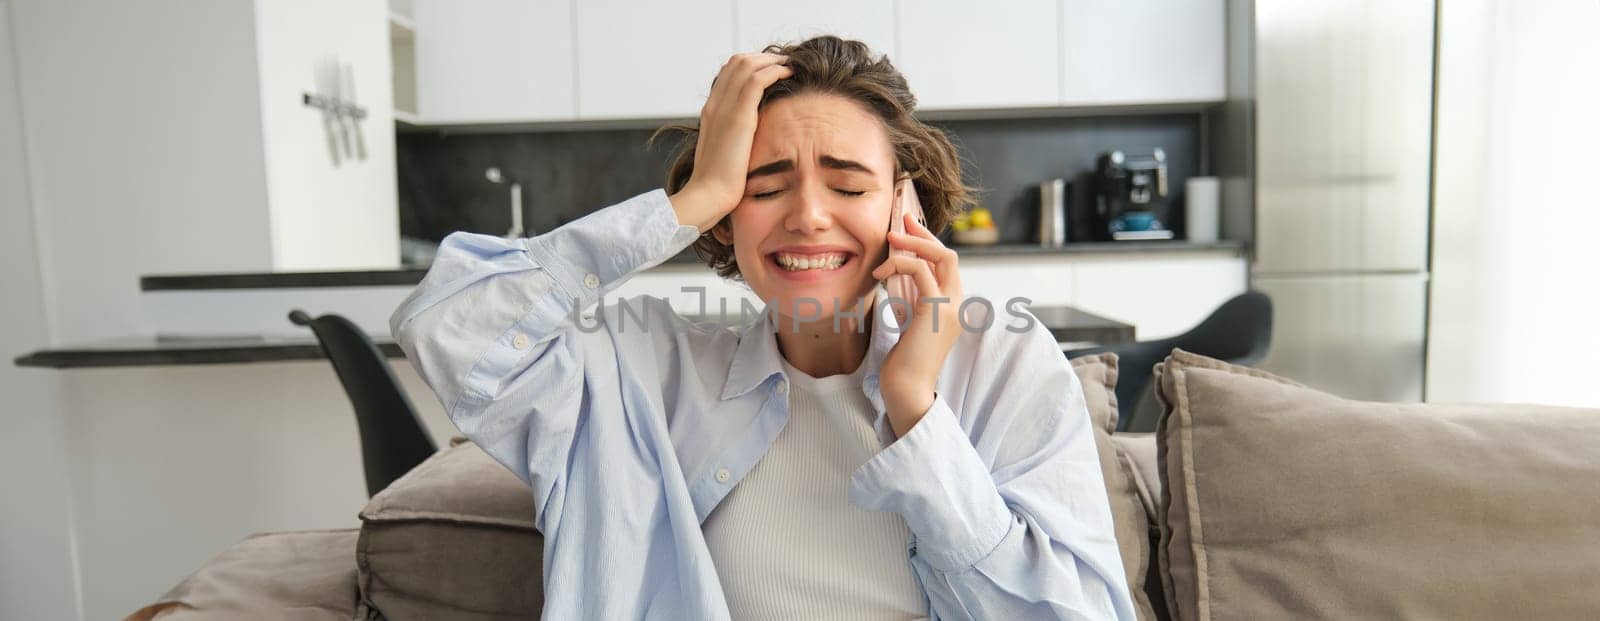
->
[[719, 286, 905, 403]]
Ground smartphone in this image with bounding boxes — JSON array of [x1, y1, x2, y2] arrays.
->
[[886, 178, 924, 324]]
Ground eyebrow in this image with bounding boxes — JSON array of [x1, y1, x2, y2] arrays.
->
[[745, 155, 878, 180]]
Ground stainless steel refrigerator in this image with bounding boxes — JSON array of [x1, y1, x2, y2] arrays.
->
[[1228, 1, 1435, 402]]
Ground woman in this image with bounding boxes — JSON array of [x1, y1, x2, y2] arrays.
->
[[392, 36, 1134, 620]]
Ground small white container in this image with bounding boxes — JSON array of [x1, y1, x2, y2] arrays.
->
[[1185, 176, 1221, 243]]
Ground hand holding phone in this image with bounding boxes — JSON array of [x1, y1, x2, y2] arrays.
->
[[885, 178, 925, 323], [873, 179, 966, 437]]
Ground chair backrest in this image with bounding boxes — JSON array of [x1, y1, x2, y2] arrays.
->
[[290, 310, 437, 497], [1066, 291, 1273, 432], [1170, 291, 1274, 367]]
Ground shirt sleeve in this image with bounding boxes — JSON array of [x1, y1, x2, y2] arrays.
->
[[847, 321, 1137, 620], [390, 188, 700, 529]]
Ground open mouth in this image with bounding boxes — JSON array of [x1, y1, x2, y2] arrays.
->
[[766, 251, 856, 279]]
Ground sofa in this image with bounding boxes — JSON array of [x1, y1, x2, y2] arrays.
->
[[125, 350, 1600, 620]]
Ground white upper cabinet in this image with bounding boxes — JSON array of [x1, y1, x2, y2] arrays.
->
[[402, 0, 1227, 124], [412, 0, 574, 122], [575, 0, 734, 119], [1059, 0, 1225, 105], [734, 1, 896, 59], [896, 0, 1060, 110]]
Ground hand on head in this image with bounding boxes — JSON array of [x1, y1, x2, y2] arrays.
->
[[668, 53, 791, 233]]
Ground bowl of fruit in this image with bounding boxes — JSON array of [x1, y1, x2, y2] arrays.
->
[[950, 206, 999, 246]]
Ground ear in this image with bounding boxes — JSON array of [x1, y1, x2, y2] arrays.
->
[[709, 218, 734, 246]]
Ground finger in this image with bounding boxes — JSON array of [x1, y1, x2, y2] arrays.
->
[[873, 255, 942, 297], [887, 230, 957, 270], [727, 53, 789, 87], [707, 53, 785, 108], [906, 259, 941, 307], [708, 56, 741, 98], [737, 51, 790, 67], [739, 63, 794, 105], [871, 254, 906, 280], [888, 230, 957, 285], [904, 211, 938, 240]]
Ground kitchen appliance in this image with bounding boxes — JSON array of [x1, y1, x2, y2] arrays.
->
[[1238, 1, 1436, 402], [1104, 149, 1172, 240], [1037, 178, 1067, 247], [1070, 149, 1174, 241]]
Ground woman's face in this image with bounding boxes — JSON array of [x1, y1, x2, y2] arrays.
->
[[713, 92, 897, 321]]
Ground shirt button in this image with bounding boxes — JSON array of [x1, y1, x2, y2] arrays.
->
[[511, 333, 529, 350], [715, 468, 731, 483], [583, 273, 601, 289], [776, 381, 788, 396]]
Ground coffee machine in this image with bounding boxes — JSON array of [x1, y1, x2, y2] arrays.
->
[[1070, 149, 1173, 241]]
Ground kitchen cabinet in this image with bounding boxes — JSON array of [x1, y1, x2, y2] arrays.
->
[[952, 251, 1247, 343], [1070, 254, 1248, 340], [252, 0, 403, 271], [412, 0, 574, 122], [735, 0, 896, 60], [400, 0, 1227, 125], [575, 0, 734, 119], [895, 0, 1061, 110], [1059, 0, 1225, 105]]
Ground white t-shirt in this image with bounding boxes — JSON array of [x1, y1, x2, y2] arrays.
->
[[702, 355, 928, 620]]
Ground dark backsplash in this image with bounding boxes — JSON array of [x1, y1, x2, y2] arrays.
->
[[397, 113, 1203, 244]]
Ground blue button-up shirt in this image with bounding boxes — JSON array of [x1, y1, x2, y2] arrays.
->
[[391, 189, 1135, 620]]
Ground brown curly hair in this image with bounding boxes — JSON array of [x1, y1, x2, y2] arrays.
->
[[654, 35, 975, 280]]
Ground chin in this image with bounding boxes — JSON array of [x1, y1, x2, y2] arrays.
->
[[764, 283, 878, 323]]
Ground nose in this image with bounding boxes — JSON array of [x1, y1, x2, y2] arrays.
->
[[783, 184, 833, 233]]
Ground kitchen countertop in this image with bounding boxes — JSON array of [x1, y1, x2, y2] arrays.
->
[[23, 239, 1242, 368], [140, 239, 1246, 291], [13, 305, 1135, 369]]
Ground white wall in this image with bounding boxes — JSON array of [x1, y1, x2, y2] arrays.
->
[[0, 2, 81, 619], [1, 1, 405, 617], [256, 0, 400, 270], [1428, 0, 1600, 406], [8, 0, 275, 342], [54, 362, 455, 620]]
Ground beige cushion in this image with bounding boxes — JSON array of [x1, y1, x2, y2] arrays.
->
[[1153, 348, 1600, 620], [357, 437, 543, 621], [1070, 353, 1159, 621], [123, 529, 370, 621], [1110, 433, 1160, 520]]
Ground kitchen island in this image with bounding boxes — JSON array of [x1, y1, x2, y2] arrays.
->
[[15, 305, 1136, 369], [20, 238, 1246, 369]]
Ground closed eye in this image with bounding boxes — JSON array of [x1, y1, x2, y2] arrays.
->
[[751, 188, 866, 199]]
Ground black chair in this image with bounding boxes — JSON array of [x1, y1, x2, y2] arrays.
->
[[1065, 291, 1273, 433], [290, 310, 437, 497]]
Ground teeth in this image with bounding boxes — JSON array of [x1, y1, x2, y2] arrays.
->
[[775, 252, 847, 271]]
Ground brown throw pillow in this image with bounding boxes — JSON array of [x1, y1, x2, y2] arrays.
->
[[124, 529, 365, 621], [357, 438, 543, 621], [1153, 349, 1600, 620], [1071, 353, 1160, 620]]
